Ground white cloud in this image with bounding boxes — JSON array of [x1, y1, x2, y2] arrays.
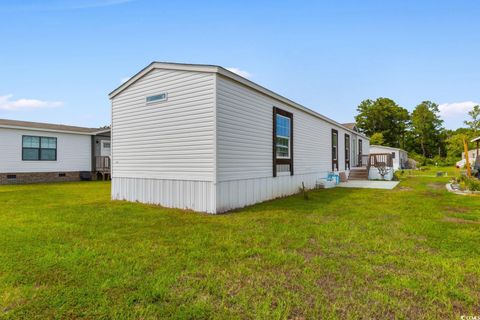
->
[[226, 67, 252, 79], [120, 77, 130, 84], [0, 94, 63, 111], [438, 101, 480, 117]]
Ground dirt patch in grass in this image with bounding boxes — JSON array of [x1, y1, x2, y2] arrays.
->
[[443, 217, 480, 225], [427, 182, 445, 190], [422, 190, 442, 198], [295, 237, 326, 262], [444, 206, 471, 214], [398, 186, 413, 191]]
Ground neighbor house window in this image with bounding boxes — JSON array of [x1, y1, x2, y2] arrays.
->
[[22, 136, 57, 161], [273, 107, 293, 177], [332, 129, 338, 171]]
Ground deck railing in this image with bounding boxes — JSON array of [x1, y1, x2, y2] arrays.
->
[[95, 156, 111, 172], [367, 153, 393, 171]]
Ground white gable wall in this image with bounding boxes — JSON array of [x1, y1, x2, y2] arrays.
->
[[0, 127, 91, 173], [110, 68, 217, 213], [215, 75, 368, 212]]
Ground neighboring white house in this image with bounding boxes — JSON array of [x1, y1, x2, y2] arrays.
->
[[109, 62, 370, 213], [461, 149, 479, 161], [0, 119, 110, 184], [456, 136, 480, 168], [367, 145, 408, 180], [369, 145, 408, 170]]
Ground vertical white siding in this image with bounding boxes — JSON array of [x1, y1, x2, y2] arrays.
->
[[0, 128, 91, 173], [216, 173, 320, 213], [112, 178, 216, 213], [111, 68, 216, 211], [215, 75, 367, 212]]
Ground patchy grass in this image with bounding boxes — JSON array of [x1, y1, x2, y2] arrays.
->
[[0, 169, 479, 319]]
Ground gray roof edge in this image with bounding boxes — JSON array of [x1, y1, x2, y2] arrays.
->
[[0, 118, 109, 135]]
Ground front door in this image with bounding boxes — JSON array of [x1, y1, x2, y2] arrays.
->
[[358, 139, 363, 166]]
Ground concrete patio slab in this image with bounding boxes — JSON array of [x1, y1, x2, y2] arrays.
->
[[338, 180, 399, 190]]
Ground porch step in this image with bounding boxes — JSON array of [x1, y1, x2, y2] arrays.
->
[[349, 168, 368, 180]]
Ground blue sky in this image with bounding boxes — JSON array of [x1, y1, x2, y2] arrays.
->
[[0, 0, 479, 129]]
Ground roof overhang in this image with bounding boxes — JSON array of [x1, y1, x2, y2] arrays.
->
[[91, 128, 111, 135], [0, 124, 96, 135], [471, 136, 480, 143], [0, 124, 110, 136], [109, 61, 369, 140], [370, 144, 407, 153]]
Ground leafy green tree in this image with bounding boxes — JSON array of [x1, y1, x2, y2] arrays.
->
[[410, 101, 444, 158], [369, 132, 385, 145], [464, 105, 480, 135], [355, 98, 410, 148], [446, 132, 469, 159]]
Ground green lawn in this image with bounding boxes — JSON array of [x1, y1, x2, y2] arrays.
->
[[1, 169, 479, 319]]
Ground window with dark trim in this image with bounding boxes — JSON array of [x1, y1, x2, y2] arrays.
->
[[332, 129, 338, 171], [22, 135, 57, 161], [358, 138, 363, 166], [273, 107, 293, 177], [345, 134, 350, 170]]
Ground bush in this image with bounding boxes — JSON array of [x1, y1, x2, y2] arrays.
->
[[408, 152, 457, 167], [457, 175, 480, 191], [409, 152, 427, 166], [393, 170, 405, 181], [432, 156, 457, 167]]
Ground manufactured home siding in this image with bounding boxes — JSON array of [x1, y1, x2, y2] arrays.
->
[[111, 68, 216, 181], [215, 75, 363, 212], [0, 127, 91, 173], [110, 64, 370, 213], [216, 75, 355, 181], [112, 177, 216, 213], [111, 68, 216, 212]]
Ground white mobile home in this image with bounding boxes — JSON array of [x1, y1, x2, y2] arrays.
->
[[0, 119, 111, 184], [109, 62, 369, 213], [369, 145, 408, 170]]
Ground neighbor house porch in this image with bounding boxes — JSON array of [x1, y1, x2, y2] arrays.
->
[[349, 153, 394, 181]]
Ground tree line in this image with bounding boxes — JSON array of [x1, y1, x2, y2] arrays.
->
[[354, 98, 480, 165]]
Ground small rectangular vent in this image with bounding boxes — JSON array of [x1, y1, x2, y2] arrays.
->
[[146, 93, 167, 104], [59, 173, 66, 177], [7, 174, 16, 179]]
